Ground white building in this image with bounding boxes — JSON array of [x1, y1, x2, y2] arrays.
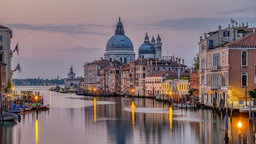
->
[[64, 66, 82, 91]]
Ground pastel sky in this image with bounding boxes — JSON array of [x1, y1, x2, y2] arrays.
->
[[1, 0, 256, 79]]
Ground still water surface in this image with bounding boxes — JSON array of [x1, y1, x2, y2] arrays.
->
[[0, 86, 254, 144]]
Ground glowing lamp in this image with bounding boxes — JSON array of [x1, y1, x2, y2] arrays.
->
[[237, 121, 242, 129]]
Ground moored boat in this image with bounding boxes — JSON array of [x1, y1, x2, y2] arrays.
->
[[1, 112, 19, 121]]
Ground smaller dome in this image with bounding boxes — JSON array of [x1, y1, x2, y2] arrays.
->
[[139, 33, 156, 55], [139, 43, 155, 54]]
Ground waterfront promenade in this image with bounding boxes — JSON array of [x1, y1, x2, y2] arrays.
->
[[0, 86, 255, 144]]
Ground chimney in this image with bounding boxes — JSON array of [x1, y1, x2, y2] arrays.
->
[[204, 33, 207, 39], [218, 26, 222, 46], [200, 36, 202, 41], [253, 27, 255, 33], [228, 24, 230, 28], [218, 25, 222, 31]]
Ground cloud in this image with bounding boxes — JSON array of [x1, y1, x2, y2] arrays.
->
[[6, 23, 108, 35], [54, 46, 103, 53], [147, 17, 256, 31], [150, 17, 227, 31], [216, 7, 256, 15]]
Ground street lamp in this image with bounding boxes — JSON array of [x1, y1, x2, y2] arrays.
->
[[93, 88, 97, 96], [168, 91, 172, 104], [131, 88, 135, 96], [35, 95, 39, 112]]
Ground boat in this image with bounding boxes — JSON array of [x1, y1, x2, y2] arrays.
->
[[239, 107, 256, 113], [174, 103, 196, 109], [1, 112, 19, 121], [32, 104, 50, 110]]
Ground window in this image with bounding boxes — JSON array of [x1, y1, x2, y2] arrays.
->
[[223, 31, 230, 37], [241, 51, 247, 66], [0, 35, 2, 42], [0, 45, 2, 50], [241, 73, 248, 87], [124, 58, 127, 64], [0, 54, 3, 62], [213, 54, 220, 66], [208, 40, 214, 49]]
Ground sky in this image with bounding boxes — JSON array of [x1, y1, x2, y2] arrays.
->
[[1, 0, 256, 79]]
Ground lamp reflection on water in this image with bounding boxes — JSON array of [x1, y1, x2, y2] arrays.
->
[[130, 101, 136, 126], [169, 107, 173, 130], [35, 119, 39, 144], [94, 97, 97, 122]]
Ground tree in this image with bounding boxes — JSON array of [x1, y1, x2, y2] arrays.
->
[[249, 89, 256, 105], [193, 53, 199, 70]]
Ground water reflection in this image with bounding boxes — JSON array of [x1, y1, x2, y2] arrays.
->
[[94, 97, 97, 122], [130, 101, 135, 126], [0, 121, 16, 144], [4, 86, 255, 144], [35, 119, 38, 144]]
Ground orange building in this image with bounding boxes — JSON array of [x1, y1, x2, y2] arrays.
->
[[227, 32, 256, 105]]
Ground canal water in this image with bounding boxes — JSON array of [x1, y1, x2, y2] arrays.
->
[[0, 86, 255, 144]]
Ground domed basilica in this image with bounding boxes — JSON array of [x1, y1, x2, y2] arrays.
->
[[138, 33, 162, 59], [104, 18, 135, 64], [104, 18, 163, 63]]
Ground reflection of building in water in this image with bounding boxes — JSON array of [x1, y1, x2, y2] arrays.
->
[[0, 122, 16, 144]]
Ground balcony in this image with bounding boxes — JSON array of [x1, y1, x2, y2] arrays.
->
[[210, 85, 220, 90], [210, 66, 220, 72]]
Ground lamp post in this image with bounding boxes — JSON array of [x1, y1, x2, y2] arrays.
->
[[35, 95, 38, 112], [93, 88, 97, 96], [168, 91, 172, 105]]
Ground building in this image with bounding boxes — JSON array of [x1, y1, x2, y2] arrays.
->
[[100, 61, 122, 94], [138, 33, 162, 59], [189, 69, 199, 98], [227, 31, 256, 106], [145, 71, 178, 97], [64, 66, 82, 92], [84, 59, 110, 93], [199, 21, 255, 107], [104, 18, 135, 64], [0, 25, 12, 92]]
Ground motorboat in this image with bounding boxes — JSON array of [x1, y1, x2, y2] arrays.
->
[[1, 112, 18, 121]]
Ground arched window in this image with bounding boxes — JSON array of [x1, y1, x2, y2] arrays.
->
[[241, 73, 247, 87], [120, 57, 122, 63], [241, 51, 247, 66], [109, 58, 112, 62], [124, 58, 127, 64]]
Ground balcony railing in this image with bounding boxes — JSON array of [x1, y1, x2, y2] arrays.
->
[[210, 66, 220, 71]]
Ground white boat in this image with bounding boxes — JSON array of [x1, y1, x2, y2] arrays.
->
[[174, 103, 196, 109], [1, 112, 19, 121], [239, 107, 256, 113]]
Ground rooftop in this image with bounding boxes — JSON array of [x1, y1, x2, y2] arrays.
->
[[227, 32, 256, 47]]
